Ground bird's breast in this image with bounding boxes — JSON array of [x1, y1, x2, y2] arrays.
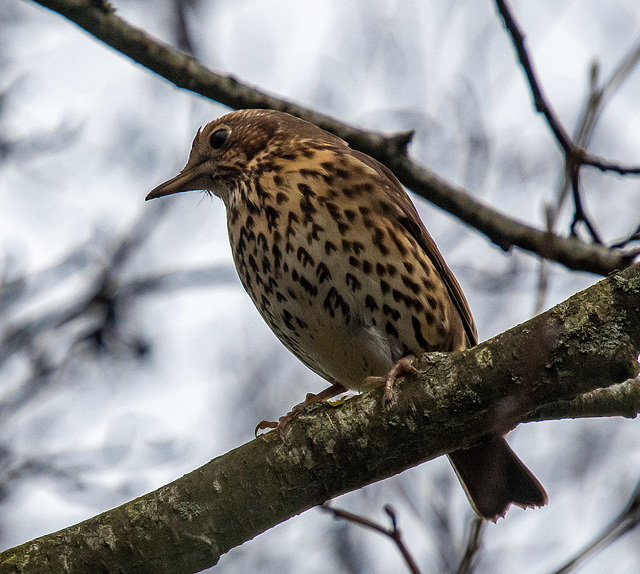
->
[[225, 152, 462, 388]]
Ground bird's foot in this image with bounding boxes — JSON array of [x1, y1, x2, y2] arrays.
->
[[363, 354, 418, 408], [255, 383, 346, 438], [255, 396, 318, 439]]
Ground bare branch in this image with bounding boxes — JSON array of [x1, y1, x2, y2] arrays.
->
[[535, 37, 640, 312], [569, 167, 602, 244], [320, 503, 421, 574], [29, 0, 638, 276], [495, 0, 640, 253], [494, 0, 572, 152], [494, 0, 640, 177], [611, 224, 640, 250], [455, 518, 484, 574]]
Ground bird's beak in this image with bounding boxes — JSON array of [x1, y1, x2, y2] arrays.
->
[[145, 166, 207, 201]]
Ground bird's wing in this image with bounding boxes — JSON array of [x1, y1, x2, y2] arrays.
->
[[349, 149, 478, 347]]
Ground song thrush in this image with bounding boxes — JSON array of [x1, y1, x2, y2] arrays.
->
[[146, 109, 547, 520]]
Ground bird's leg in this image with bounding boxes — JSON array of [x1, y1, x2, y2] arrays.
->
[[363, 354, 418, 408], [255, 382, 347, 438]]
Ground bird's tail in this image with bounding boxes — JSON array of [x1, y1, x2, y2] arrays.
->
[[448, 436, 548, 521]]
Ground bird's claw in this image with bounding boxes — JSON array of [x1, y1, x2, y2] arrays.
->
[[254, 389, 341, 439], [255, 419, 278, 436], [364, 355, 418, 410], [255, 408, 301, 439]]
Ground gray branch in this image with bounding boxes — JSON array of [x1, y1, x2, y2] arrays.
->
[[30, 0, 638, 276]]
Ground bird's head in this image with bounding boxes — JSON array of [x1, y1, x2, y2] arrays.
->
[[145, 109, 346, 204]]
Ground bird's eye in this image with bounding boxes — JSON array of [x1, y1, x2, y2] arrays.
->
[[209, 129, 228, 150]]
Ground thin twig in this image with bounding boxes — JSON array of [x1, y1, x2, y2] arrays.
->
[[551, 478, 640, 573], [494, 0, 640, 177], [536, 35, 640, 311], [535, 204, 555, 314], [536, 62, 602, 313], [173, 0, 196, 56], [494, 0, 571, 149], [569, 164, 602, 243], [610, 224, 640, 249], [320, 503, 421, 574], [496, 0, 605, 243], [495, 0, 640, 251], [456, 518, 484, 574]]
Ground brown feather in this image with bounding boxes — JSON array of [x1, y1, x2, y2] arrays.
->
[[349, 148, 478, 346]]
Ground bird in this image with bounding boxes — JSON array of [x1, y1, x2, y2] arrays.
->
[[146, 108, 548, 520]]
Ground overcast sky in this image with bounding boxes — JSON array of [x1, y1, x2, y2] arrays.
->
[[2, 1, 640, 572]]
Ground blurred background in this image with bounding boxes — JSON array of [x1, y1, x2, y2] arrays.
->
[[2, 0, 640, 572]]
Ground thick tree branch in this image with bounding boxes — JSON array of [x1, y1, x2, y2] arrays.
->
[[526, 377, 640, 422], [30, 0, 638, 276], [1, 263, 639, 574]]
